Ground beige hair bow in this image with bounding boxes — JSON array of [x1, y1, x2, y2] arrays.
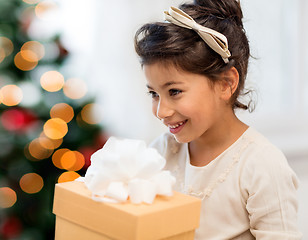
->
[[164, 6, 231, 63]]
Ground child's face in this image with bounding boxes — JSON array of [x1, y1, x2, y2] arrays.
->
[[144, 62, 229, 143]]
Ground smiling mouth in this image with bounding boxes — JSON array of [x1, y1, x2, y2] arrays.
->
[[169, 120, 187, 129], [168, 120, 188, 134]]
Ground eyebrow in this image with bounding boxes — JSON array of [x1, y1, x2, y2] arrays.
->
[[146, 81, 184, 90]]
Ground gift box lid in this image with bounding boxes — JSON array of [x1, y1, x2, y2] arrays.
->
[[53, 181, 201, 240]]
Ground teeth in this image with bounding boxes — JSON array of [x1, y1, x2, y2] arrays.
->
[[169, 121, 185, 129]]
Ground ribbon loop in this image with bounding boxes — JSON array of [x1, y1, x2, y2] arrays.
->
[[164, 6, 231, 63], [79, 137, 176, 204], [191, 21, 201, 32]]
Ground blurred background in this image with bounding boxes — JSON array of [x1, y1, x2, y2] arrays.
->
[[0, 0, 307, 239]]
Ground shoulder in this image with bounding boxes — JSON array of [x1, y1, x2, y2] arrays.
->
[[242, 127, 290, 168], [240, 127, 299, 193]]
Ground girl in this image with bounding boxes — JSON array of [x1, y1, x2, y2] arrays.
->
[[134, 0, 302, 239]]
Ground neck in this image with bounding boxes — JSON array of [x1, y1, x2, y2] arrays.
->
[[188, 112, 248, 167]]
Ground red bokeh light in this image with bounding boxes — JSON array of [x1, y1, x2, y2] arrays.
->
[[1, 108, 37, 132]]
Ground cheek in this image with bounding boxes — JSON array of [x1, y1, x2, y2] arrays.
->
[[179, 99, 201, 115], [180, 96, 213, 119]]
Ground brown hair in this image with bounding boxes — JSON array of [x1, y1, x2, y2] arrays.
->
[[135, 0, 254, 111]]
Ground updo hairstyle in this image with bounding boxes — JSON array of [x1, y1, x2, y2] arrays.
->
[[135, 0, 253, 111]]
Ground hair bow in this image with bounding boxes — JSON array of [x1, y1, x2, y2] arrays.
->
[[164, 6, 231, 63]]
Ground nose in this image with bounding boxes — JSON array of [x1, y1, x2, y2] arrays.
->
[[154, 98, 174, 120]]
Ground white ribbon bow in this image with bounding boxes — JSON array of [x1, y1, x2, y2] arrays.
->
[[77, 137, 176, 204], [164, 6, 231, 63]]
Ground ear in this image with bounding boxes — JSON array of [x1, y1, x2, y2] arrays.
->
[[218, 67, 239, 101]]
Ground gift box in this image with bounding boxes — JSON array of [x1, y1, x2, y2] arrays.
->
[[53, 181, 201, 240]]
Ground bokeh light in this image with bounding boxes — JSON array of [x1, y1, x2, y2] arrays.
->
[[19, 173, 44, 194], [1, 109, 29, 131], [63, 78, 87, 99], [23, 0, 41, 4], [38, 135, 62, 150], [40, 132, 63, 149], [0, 216, 22, 238], [21, 41, 45, 61], [0, 48, 5, 63], [81, 103, 103, 124], [0, 85, 23, 106], [28, 138, 54, 160], [58, 171, 80, 183], [35, 0, 58, 20], [37, 136, 54, 150], [60, 151, 75, 170], [0, 187, 17, 208], [0, 37, 14, 59], [52, 148, 69, 169], [1, 109, 24, 131], [43, 118, 68, 139], [40, 71, 64, 92], [50, 103, 74, 123], [20, 50, 37, 62], [61, 150, 85, 171], [14, 51, 38, 71]]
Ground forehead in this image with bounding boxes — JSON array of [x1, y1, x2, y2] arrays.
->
[[144, 62, 211, 89], [144, 62, 187, 83], [144, 62, 179, 76]]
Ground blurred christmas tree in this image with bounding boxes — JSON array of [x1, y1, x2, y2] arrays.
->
[[0, 0, 106, 239]]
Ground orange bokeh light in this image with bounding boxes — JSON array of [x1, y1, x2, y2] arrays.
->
[[0, 85, 23, 106], [81, 103, 103, 125], [38, 136, 55, 150], [0, 187, 17, 208], [23, 0, 41, 4], [61, 150, 85, 171], [38, 134, 63, 150], [20, 49, 38, 62], [60, 150, 75, 170], [14, 51, 38, 71], [43, 118, 68, 139], [35, 1, 58, 20], [40, 71, 64, 92], [50, 103, 74, 123], [0, 37, 14, 57], [21, 41, 45, 61], [63, 78, 87, 99], [58, 171, 80, 183], [52, 148, 69, 169], [28, 138, 53, 160], [0, 48, 5, 63], [19, 173, 44, 194]]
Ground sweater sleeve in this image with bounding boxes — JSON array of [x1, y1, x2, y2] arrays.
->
[[241, 145, 302, 240]]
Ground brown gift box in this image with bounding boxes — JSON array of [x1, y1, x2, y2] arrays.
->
[[53, 181, 201, 240]]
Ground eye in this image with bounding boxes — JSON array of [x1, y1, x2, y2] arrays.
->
[[147, 91, 159, 99], [169, 89, 182, 96]]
